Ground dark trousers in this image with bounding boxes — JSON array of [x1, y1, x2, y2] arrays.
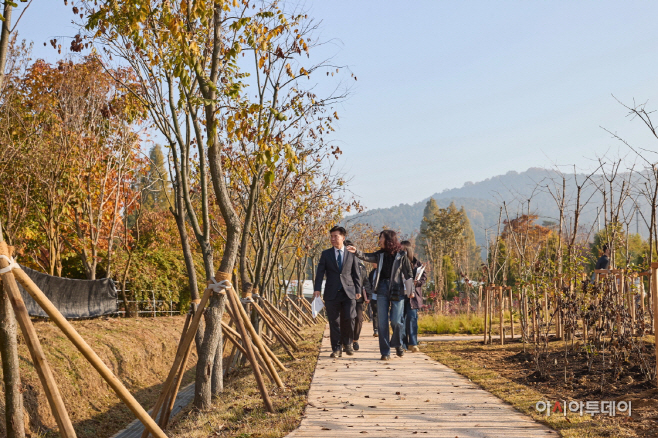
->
[[326, 289, 355, 351], [371, 299, 378, 331], [346, 301, 364, 341]]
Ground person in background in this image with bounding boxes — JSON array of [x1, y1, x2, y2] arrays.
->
[[400, 240, 426, 352], [314, 226, 361, 358], [347, 230, 413, 360], [341, 240, 371, 351], [368, 261, 379, 337], [595, 244, 611, 270]]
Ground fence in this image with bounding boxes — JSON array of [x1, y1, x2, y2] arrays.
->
[[115, 288, 181, 317]]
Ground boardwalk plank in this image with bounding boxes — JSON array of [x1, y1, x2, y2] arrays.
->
[[287, 323, 557, 438]]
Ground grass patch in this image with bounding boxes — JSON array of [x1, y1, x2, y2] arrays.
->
[[169, 323, 325, 438], [418, 313, 485, 334], [422, 340, 638, 437]]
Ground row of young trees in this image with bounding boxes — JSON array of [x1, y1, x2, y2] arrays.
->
[[0, 0, 358, 426], [456, 100, 658, 386]]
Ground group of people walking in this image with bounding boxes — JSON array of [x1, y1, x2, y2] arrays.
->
[[313, 226, 427, 360]]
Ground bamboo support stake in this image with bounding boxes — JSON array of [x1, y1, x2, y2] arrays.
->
[[651, 262, 658, 376], [137, 282, 216, 438], [286, 296, 313, 326], [226, 301, 287, 373], [499, 287, 504, 345], [159, 311, 193, 428], [255, 299, 298, 349], [11, 265, 168, 438], [508, 287, 514, 340], [228, 286, 286, 386], [221, 321, 275, 384], [0, 246, 76, 438], [483, 287, 489, 345], [251, 300, 298, 356], [264, 299, 304, 339], [224, 275, 275, 412]]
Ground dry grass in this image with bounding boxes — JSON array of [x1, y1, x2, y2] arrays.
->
[[168, 323, 325, 438], [0, 315, 198, 438], [422, 340, 638, 438]]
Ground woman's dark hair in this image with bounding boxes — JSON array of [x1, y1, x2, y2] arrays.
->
[[400, 240, 414, 262], [379, 230, 401, 254]]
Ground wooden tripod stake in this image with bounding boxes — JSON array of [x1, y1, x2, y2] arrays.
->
[[0, 243, 76, 437], [225, 278, 275, 412], [8, 256, 167, 438]]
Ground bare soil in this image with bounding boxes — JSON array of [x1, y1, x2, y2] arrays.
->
[[423, 338, 658, 437]]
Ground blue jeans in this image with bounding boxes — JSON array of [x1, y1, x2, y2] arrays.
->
[[376, 280, 404, 356], [403, 298, 418, 347]]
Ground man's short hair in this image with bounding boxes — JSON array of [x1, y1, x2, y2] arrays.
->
[[400, 240, 411, 247], [330, 226, 347, 236]]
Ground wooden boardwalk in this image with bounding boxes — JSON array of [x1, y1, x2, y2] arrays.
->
[[287, 324, 557, 438]]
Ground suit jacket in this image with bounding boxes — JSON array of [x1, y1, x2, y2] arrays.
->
[[314, 247, 361, 301]]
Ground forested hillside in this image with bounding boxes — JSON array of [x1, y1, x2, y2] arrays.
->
[[346, 167, 650, 252]]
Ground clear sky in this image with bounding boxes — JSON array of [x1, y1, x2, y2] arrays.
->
[[17, 1, 658, 209]]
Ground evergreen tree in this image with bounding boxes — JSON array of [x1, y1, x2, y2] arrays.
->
[[417, 198, 440, 260], [142, 144, 171, 211], [460, 206, 481, 275]]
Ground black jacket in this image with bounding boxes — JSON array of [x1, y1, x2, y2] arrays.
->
[[355, 249, 413, 300], [595, 255, 610, 270], [409, 258, 427, 310], [356, 260, 371, 303], [314, 247, 362, 301]]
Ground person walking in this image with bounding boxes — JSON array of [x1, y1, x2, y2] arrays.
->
[[367, 262, 379, 337], [341, 240, 371, 351], [347, 230, 412, 360], [314, 226, 361, 358], [400, 241, 426, 352]]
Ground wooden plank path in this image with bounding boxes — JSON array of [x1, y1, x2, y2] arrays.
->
[[287, 324, 557, 438]]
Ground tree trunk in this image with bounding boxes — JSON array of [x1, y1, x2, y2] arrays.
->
[[0, 290, 25, 438], [194, 292, 226, 408]]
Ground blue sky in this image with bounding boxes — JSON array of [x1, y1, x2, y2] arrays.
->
[[17, 1, 658, 209]]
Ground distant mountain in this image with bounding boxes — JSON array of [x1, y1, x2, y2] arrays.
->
[[345, 167, 648, 253]]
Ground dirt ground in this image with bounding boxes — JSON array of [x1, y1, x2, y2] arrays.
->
[[0, 315, 198, 438], [423, 338, 658, 437]]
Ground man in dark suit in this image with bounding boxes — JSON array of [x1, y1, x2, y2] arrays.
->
[[314, 226, 361, 358]]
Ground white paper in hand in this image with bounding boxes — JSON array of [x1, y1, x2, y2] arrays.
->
[[311, 296, 324, 318]]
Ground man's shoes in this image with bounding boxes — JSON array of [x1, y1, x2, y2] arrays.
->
[[330, 350, 342, 358], [395, 347, 405, 357], [373, 330, 379, 337], [381, 355, 391, 360], [353, 341, 359, 351], [410, 345, 420, 353], [344, 346, 354, 356]]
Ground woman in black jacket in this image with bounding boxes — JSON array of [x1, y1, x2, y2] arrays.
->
[[347, 230, 413, 360]]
